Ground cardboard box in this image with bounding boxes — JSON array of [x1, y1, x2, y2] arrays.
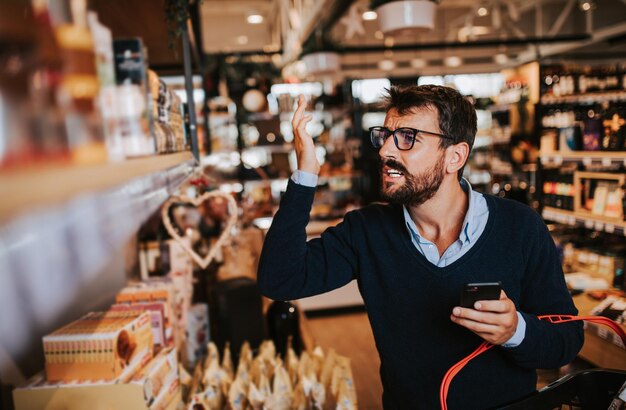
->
[[14, 348, 180, 410], [111, 302, 170, 349], [43, 311, 153, 382], [130, 347, 178, 404]]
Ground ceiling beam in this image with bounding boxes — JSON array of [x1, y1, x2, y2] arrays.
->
[[336, 33, 590, 53], [517, 20, 626, 62]]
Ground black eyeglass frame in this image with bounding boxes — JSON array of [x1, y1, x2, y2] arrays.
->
[[369, 126, 454, 151]]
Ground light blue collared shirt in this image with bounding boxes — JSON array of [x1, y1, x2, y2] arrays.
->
[[403, 178, 488, 268], [291, 170, 525, 347]]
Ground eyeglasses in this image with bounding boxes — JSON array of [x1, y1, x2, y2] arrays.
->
[[369, 126, 453, 151]]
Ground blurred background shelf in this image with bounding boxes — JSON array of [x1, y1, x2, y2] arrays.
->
[[0, 152, 196, 374], [540, 151, 626, 166], [542, 206, 626, 235], [0, 152, 195, 222], [541, 91, 626, 105]]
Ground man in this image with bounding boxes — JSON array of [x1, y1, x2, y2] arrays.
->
[[257, 85, 583, 409]]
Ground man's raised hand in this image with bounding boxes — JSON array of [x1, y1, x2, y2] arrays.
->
[[291, 95, 320, 175]]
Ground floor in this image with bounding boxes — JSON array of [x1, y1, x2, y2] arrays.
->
[[306, 311, 587, 409], [306, 311, 383, 409]]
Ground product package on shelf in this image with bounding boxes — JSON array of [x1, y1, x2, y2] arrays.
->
[[117, 274, 193, 351], [14, 346, 180, 410], [116, 281, 177, 345], [110, 301, 170, 350], [147, 70, 186, 154], [139, 238, 194, 279], [42, 310, 154, 383], [112, 38, 155, 157], [131, 347, 179, 405], [184, 303, 210, 369]]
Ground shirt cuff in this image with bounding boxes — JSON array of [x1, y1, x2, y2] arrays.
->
[[291, 170, 318, 187], [502, 312, 526, 348]]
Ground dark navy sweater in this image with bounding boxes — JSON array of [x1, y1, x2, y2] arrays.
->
[[258, 180, 584, 409]]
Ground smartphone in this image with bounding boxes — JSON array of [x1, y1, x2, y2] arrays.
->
[[460, 282, 502, 309]]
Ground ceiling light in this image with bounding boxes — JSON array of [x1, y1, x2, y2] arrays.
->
[[410, 58, 427, 69], [247, 14, 264, 24], [477, 7, 488, 16], [236, 35, 248, 45], [384, 37, 395, 47], [374, 30, 384, 40], [579, 1, 595, 11], [362, 10, 378, 20], [378, 59, 396, 71], [494, 53, 508, 64], [444, 56, 463, 67]]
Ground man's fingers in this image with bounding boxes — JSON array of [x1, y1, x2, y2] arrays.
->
[[452, 307, 502, 324], [450, 315, 498, 334], [292, 95, 307, 123], [294, 115, 313, 141], [297, 114, 313, 129], [474, 299, 508, 313]]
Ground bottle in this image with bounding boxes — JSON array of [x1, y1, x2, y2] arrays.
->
[[0, 1, 38, 168], [48, 0, 107, 164], [266, 300, 303, 357]]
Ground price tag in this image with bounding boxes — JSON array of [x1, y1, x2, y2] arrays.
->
[[568, 216, 576, 225], [554, 156, 563, 166], [582, 157, 592, 166], [584, 219, 594, 229], [594, 221, 604, 231], [540, 156, 548, 165], [602, 157, 612, 167], [605, 224, 615, 234]]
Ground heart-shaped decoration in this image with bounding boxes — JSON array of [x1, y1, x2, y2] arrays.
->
[[161, 190, 238, 269]]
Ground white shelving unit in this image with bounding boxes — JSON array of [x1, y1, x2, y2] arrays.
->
[[0, 152, 195, 384], [541, 90, 626, 105], [542, 206, 626, 236], [540, 151, 626, 167]]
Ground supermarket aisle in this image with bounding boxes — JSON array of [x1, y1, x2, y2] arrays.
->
[[306, 311, 383, 409]]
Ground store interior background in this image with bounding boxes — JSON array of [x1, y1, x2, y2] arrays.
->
[[1, 0, 626, 408]]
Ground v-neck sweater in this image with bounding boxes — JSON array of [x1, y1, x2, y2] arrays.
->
[[258, 180, 583, 409]]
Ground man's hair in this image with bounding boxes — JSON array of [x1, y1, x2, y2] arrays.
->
[[381, 85, 477, 180]]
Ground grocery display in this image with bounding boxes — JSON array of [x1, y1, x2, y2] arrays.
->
[[3, 0, 626, 409]]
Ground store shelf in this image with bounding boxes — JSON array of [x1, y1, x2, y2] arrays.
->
[[0, 152, 195, 222], [0, 153, 195, 327], [542, 206, 626, 235], [541, 90, 626, 105], [540, 151, 626, 166]]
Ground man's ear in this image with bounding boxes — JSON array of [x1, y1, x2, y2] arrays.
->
[[445, 142, 470, 175]]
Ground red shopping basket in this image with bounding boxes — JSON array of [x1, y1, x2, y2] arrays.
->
[[441, 314, 626, 410], [499, 368, 626, 409]]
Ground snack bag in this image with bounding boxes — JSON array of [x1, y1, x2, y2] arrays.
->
[[222, 342, 234, 380], [320, 348, 337, 389], [227, 377, 247, 410], [248, 373, 270, 410]]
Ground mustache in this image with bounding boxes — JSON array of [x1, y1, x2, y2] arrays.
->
[[381, 159, 409, 175]]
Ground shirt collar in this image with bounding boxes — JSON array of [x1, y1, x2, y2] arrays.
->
[[403, 177, 478, 245]]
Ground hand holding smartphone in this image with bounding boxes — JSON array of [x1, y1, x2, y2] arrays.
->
[[460, 282, 502, 309]]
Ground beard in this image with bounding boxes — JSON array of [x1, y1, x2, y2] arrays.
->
[[380, 154, 445, 206]]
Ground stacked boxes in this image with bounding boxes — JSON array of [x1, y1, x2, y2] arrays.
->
[[43, 311, 153, 382]]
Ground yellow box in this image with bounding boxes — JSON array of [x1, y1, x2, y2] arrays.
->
[[43, 311, 153, 382]]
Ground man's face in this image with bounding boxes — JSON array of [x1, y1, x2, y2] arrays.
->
[[379, 107, 446, 206]]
